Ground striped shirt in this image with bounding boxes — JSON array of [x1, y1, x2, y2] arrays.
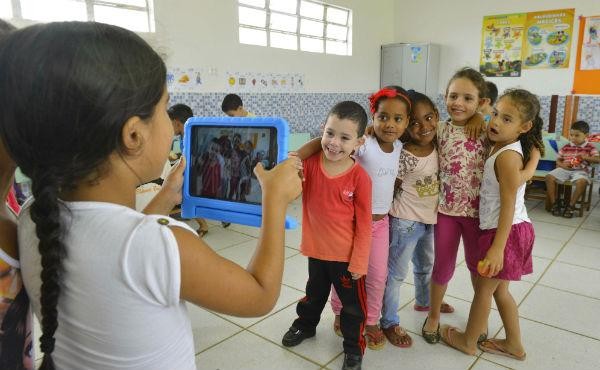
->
[[557, 141, 599, 174]]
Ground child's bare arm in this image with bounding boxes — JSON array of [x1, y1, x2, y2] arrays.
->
[[142, 158, 185, 215], [175, 158, 302, 317], [582, 154, 600, 163], [293, 137, 321, 160]]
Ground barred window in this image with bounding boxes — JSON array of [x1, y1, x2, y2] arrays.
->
[[0, 0, 155, 33], [238, 0, 352, 56]]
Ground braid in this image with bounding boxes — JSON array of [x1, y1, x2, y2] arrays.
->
[[29, 173, 66, 370]]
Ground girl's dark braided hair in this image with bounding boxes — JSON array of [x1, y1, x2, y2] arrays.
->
[[500, 89, 545, 163], [0, 22, 166, 369]]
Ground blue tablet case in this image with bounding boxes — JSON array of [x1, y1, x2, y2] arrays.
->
[[181, 117, 297, 229]]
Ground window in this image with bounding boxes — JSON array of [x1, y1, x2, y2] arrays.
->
[[238, 0, 352, 56], [0, 0, 155, 33]]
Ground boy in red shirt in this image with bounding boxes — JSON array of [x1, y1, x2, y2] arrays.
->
[[545, 120, 600, 218], [282, 101, 372, 370]]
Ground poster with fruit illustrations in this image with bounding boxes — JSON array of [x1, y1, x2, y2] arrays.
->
[[480, 13, 526, 77], [523, 8, 574, 69]]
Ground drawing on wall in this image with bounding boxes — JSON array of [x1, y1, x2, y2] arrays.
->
[[480, 13, 525, 77], [226, 71, 305, 92], [167, 67, 204, 92], [523, 9, 574, 69], [580, 16, 600, 70]]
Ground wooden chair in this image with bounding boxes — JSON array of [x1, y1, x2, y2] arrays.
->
[[555, 167, 596, 217]]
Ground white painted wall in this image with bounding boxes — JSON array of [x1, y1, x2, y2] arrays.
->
[[146, 0, 395, 93], [392, 0, 600, 96]]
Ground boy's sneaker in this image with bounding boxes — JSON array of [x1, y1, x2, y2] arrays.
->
[[342, 353, 362, 370], [282, 326, 315, 347]]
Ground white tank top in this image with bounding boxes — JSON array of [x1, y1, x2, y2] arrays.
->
[[355, 135, 402, 214], [479, 141, 530, 230]]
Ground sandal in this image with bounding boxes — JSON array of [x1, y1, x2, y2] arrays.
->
[[478, 330, 488, 343], [551, 202, 562, 217], [197, 228, 208, 237], [478, 339, 526, 361], [440, 325, 476, 356], [333, 315, 342, 337], [382, 325, 412, 348], [365, 326, 386, 350], [414, 302, 455, 313], [563, 205, 574, 218], [421, 317, 440, 344]]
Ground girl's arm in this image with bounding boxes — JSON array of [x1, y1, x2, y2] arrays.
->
[[484, 150, 522, 277], [173, 158, 302, 317], [293, 137, 321, 160], [518, 147, 541, 183]]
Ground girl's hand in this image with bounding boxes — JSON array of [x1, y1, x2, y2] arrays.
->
[[350, 272, 363, 280], [254, 158, 302, 204], [142, 157, 185, 215], [287, 152, 304, 181], [465, 112, 485, 139], [483, 246, 504, 277]]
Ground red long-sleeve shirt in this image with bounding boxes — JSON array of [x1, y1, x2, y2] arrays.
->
[[300, 153, 372, 275]]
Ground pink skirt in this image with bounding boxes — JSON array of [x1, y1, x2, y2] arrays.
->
[[478, 222, 534, 281]]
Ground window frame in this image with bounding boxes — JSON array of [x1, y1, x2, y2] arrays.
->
[[4, 0, 155, 32], [238, 0, 352, 56]]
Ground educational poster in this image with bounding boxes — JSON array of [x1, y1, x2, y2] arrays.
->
[[523, 8, 574, 69], [580, 16, 600, 70], [167, 67, 203, 92], [480, 13, 525, 77], [226, 71, 304, 92]]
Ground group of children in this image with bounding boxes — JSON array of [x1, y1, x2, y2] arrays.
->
[[0, 18, 595, 370], [280, 67, 545, 370]]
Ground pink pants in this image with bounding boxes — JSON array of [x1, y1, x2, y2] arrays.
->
[[432, 213, 481, 285], [331, 216, 389, 325]]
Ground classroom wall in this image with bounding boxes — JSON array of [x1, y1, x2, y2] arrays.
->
[[392, 0, 600, 132], [150, 0, 394, 93], [392, 0, 599, 96]]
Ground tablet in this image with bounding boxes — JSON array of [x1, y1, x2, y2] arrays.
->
[[181, 117, 297, 229]]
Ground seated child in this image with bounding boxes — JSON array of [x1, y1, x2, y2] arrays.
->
[[545, 120, 599, 218], [221, 93, 255, 117]]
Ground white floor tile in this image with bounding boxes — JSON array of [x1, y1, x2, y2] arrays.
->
[[216, 239, 299, 266], [482, 318, 600, 369], [528, 207, 584, 228], [557, 241, 600, 270], [519, 285, 600, 340], [521, 256, 552, 284], [327, 334, 478, 370], [539, 261, 600, 299], [201, 227, 254, 250], [194, 331, 320, 370], [531, 221, 577, 243], [471, 358, 512, 370], [532, 236, 565, 259], [580, 214, 600, 230], [249, 303, 343, 366], [186, 304, 242, 353], [569, 228, 600, 249], [282, 253, 309, 291]]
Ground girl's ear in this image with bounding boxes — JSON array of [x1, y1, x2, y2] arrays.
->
[[121, 116, 146, 155], [520, 120, 533, 134], [355, 135, 366, 149]]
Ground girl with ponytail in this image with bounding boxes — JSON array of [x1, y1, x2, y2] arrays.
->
[[0, 22, 301, 369]]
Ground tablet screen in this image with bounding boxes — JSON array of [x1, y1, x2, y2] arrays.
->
[[189, 126, 278, 204]]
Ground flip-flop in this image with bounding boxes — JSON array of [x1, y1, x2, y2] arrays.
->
[[478, 339, 526, 361], [365, 326, 386, 350], [382, 325, 412, 348], [440, 325, 476, 356], [421, 317, 440, 344], [333, 315, 342, 337], [197, 228, 208, 237], [414, 302, 455, 313]]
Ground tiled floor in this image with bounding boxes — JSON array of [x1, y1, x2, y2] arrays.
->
[[34, 189, 600, 369]]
